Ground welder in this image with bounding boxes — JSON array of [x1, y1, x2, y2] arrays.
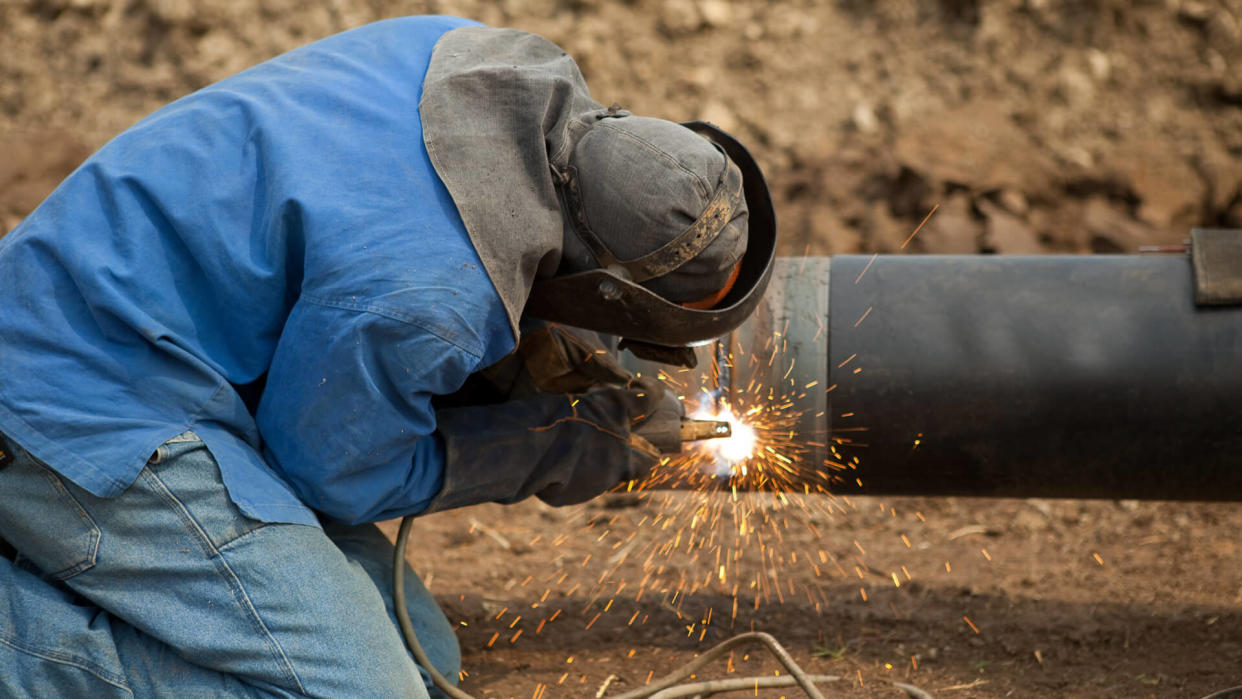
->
[[0, 16, 775, 699]]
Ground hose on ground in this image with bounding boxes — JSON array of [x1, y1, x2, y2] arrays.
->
[[393, 515, 474, 699], [394, 514, 931, 698]]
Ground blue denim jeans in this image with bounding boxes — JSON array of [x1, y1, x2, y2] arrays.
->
[[0, 431, 459, 698]]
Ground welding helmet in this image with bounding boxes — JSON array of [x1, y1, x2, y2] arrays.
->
[[525, 121, 777, 366]]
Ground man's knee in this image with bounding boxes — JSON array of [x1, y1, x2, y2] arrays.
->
[[321, 520, 462, 688], [0, 436, 431, 698], [0, 556, 134, 698]]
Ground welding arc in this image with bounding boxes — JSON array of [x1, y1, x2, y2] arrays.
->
[[394, 516, 921, 699]]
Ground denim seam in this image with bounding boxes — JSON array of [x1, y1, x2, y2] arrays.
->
[[0, 633, 134, 695], [138, 467, 308, 695], [164, 431, 203, 445], [213, 523, 275, 554], [299, 293, 485, 360], [34, 465, 100, 580]]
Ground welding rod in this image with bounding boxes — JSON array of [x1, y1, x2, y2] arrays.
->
[[629, 243, 1242, 501], [680, 418, 731, 442]]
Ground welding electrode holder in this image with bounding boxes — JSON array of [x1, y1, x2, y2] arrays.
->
[[680, 418, 732, 442], [634, 417, 733, 456]]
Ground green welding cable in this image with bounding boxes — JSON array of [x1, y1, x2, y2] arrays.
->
[[393, 515, 475, 699]]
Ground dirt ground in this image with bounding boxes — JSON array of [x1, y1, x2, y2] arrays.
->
[[3, 0, 1242, 696], [386, 493, 1242, 698]]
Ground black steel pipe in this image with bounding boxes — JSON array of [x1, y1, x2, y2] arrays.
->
[[635, 255, 1242, 501], [831, 254, 1242, 500]]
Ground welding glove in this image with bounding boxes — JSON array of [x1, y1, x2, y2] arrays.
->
[[630, 377, 686, 455], [424, 379, 670, 512]]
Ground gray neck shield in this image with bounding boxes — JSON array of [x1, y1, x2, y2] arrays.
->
[[420, 27, 776, 357], [420, 25, 613, 341]]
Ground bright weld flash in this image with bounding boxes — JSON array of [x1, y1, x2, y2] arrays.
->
[[692, 404, 757, 472]]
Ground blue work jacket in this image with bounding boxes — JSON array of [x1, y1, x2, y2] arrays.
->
[[0, 16, 517, 526]]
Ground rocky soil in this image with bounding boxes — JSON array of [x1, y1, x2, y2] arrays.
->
[[3, 0, 1241, 247]]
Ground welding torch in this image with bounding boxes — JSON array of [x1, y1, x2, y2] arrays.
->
[[631, 331, 737, 455], [634, 414, 731, 455]]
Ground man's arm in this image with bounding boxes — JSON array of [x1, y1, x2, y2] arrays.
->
[[256, 297, 662, 525], [256, 296, 479, 524]]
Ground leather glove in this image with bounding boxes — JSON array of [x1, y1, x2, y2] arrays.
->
[[629, 376, 686, 455], [424, 382, 665, 513]]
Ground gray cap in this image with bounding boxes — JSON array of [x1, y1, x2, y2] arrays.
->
[[560, 116, 749, 304], [421, 25, 774, 348]]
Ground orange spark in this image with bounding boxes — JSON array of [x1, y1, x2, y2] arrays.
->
[[901, 203, 940, 250]]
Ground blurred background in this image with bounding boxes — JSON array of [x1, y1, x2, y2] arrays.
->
[[3, 2, 1242, 697], [3, 0, 1240, 249]]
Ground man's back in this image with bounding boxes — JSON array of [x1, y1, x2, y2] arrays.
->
[[0, 15, 513, 525]]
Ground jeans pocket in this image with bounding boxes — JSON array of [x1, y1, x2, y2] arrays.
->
[[147, 430, 202, 466], [0, 449, 101, 581], [138, 433, 272, 551]]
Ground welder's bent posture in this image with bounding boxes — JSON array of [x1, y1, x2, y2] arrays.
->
[[0, 16, 775, 699]]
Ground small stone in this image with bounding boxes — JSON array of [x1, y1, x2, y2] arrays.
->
[[150, 0, 195, 23], [1210, 10, 1242, 44], [1012, 507, 1051, 533], [1087, 49, 1111, 81], [1128, 151, 1204, 230], [1057, 66, 1095, 107], [892, 100, 1056, 192], [852, 102, 879, 134], [698, 0, 732, 27], [1083, 197, 1163, 253], [698, 100, 737, 133], [1227, 195, 1242, 227], [685, 66, 716, 87], [805, 204, 860, 254], [997, 189, 1029, 216], [1057, 144, 1095, 169], [1179, 0, 1212, 22], [1206, 50, 1227, 75], [659, 0, 702, 34], [979, 199, 1042, 254], [917, 193, 981, 254], [864, 200, 908, 253]]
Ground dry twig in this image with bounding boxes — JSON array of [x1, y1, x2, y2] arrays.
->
[[894, 681, 937, 698], [596, 674, 619, 697], [648, 674, 841, 698], [466, 517, 511, 551], [607, 631, 829, 699]]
